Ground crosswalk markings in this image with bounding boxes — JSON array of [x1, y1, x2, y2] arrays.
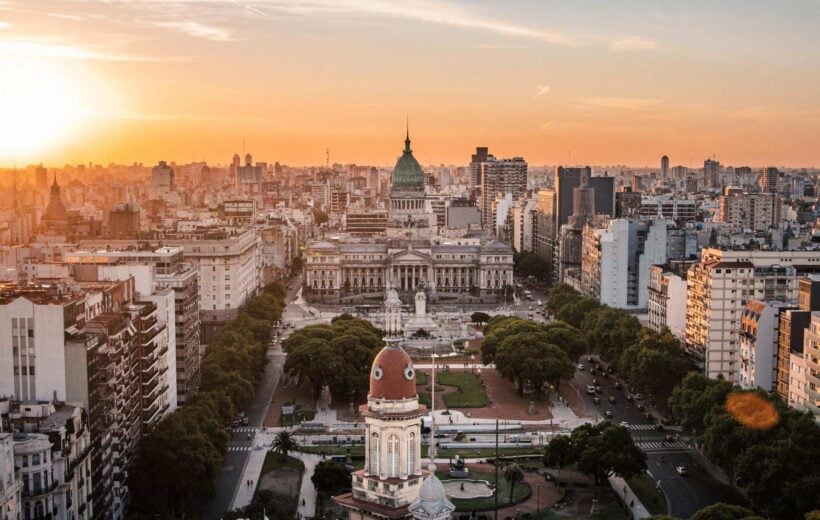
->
[[639, 441, 688, 450], [232, 427, 259, 433], [628, 424, 659, 431], [227, 446, 253, 452]]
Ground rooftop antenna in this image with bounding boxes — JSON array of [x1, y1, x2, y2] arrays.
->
[[326, 148, 330, 169]]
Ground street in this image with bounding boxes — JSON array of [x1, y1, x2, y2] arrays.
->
[[571, 358, 746, 518]]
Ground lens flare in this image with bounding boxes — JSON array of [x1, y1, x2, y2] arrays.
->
[[725, 392, 779, 430]]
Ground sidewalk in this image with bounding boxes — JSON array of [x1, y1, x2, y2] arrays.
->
[[231, 445, 269, 510], [295, 453, 321, 519], [608, 474, 651, 519]]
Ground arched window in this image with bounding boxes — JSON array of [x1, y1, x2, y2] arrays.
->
[[369, 433, 380, 475], [406, 433, 415, 475], [388, 434, 399, 478]]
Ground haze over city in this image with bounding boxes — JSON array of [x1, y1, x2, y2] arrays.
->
[[2, 0, 820, 166]]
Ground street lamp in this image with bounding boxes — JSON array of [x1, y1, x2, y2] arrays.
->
[[430, 353, 438, 462]]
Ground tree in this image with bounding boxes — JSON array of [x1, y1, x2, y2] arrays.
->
[[514, 251, 550, 281], [582, 307, 642, 362], [312, 208, 329, 225], [546, 284, 581, 316], [619, 329, 693, 411], [503, 463, 525, 504], [479, 317, 542, 364], [668, 373, 733, 436], [312, 460, 352, 495], [566, 422, 646, 486], [691, 503, 759, 520], [542, 434, 574, 482], [494, 332, 574, 396], [471, 311, 491, 324], [272, 431, 297, 461], [555, 297, 600, 328]]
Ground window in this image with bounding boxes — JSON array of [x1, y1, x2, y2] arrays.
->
[[406, 433, 415, 475], [369, 433, 380, 475], [388, 435, 399, 478]]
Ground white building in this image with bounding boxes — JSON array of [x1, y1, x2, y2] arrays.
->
[[801, 312, 820, 423], [580, 218, 669, 310], [738, 299, 788, 391], [647, 265, 689, 340], [0, 431, 21, 520], [685, 248, 820, 381]]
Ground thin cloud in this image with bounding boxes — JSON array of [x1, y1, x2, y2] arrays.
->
[[152, 20, 235, 41], [46, 12, 84, 21], [609, 36, 658, 53], [540, 121, 554, 131], [0, 21, 10, 29], [0, 40, 173, 61], [533, 84, 551, 99], [577, 96, 662, 110]]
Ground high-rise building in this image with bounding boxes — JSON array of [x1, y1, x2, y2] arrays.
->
[[800, 312, 820, 422], [108, 203, 140, 238], [703, 159, 721, 189], [580, 218, 669, 310], [468, 147, 493, 188], [35, 164, 48, 193], [554, 167, 614, 234], [478, 157, 528, 232], [151, 161, 175, 196], [759, 167, 779, 193], [686, 250, 820, 381], [718, 188, 780, 232], [0, 432, 21, 520], [738, 300, 790, 391], [775, 276, 820, 401], [661, 155, 669, 178], [639, 196, 698, 226], [615, 188, 642, 219], [647, 264, 689, 340]]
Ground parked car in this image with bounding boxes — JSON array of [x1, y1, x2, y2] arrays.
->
[[637, 404, 646, 412], [589, 368, 597, 375], [587, 356, 593, 362], [627, 395, 635, 402], [592, 396, 601, 404], [241, 417, 250, 426], [577, 364, 585, 371], [587, 385, 596, 395], [605, 410, 613, 419], [676, 464, 688, 476], [595, 386, 603, 394], [608, 396, 616, 404], [601, 371, 609, 379], [614, 382, 622, 390]]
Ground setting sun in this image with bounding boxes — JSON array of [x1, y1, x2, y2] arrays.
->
[[0, 58, 87, 160]]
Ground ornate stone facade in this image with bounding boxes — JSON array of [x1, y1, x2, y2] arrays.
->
[[303, 131, 514, 305]]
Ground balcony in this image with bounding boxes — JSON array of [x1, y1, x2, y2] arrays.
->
[[22, 479, 59, 498]]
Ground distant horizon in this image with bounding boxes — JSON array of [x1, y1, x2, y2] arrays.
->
[[2, 1, 820, 167]]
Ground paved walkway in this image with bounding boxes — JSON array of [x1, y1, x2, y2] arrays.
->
[[295, 452, 321, 519], [608, 474, 651, 519]]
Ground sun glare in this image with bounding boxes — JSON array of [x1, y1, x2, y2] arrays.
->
[[0, 58, 88, 160]]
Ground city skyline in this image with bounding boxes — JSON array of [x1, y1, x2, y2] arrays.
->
[[2, 0, 820, 167]]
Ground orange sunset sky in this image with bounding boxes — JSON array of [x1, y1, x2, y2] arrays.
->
[[1, 0, 820, 167]]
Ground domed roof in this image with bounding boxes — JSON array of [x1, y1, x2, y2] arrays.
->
[[391, 131, 424, 190], [369, 344, 417, 400], [43, 176, 68, 222]]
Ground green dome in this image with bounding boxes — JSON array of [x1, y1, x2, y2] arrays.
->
[[391, 132, 424, 189]]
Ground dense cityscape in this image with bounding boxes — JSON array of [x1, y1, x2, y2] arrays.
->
[[1, 2, 820, 520]]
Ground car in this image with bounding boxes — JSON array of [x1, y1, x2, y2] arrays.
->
[[634, 393, 644, 400], [608, 396, 616, 404], [587, 385, 596, 395], [595, 364, 601, 370], [619, 421, 629, 428], [614, 382, 622, 390], [592, 378, 598, 385], [644, 411, 654, 420], [433, 433, 448, 438], [627, 395, 635, 402], [601, 371, 609, 379], [637, 404, 646, 412], [592, 396, 601, 404], [676, 464, 688, 476], [241, 417, 250, 426], [666, 433, 675, 442], [577, 364, 585, 371], [604, 410, 613, 419], [528, 305, 533, 311], [595, 386, 603, 394], [587, 356, 594, 362], [655, 424, 665, 432], [589, 368, 596, 375]]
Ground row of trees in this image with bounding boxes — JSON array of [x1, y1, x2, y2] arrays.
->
[[129, 282, 287, 518], [547, 284, 694, 411], [670, 374, 820, 520], [282, 314, 384, 402], [480, 316, 582, 397], [544, 285, 820, 519], [543, 421, 647, 486]]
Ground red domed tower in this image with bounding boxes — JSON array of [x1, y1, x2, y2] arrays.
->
[[334, 343, 428, 519]]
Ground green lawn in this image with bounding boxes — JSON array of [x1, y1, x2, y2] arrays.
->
[[438, 371, 489, 408], [626, 473, 668, 516], [526, 487, 630, 520], [436, 469, 531, 512], [260, 453, 304, 477], [279, 409, 316, 427], [416, 370, 428, 385], [418, 392, 431, 407]]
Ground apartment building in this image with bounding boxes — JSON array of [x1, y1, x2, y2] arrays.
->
[[580, 218, 669, 310], [775, 276, 820, 401], [800, 312, 820, 423], [685, 249, 820, 380], [738, 299, 790, 391], [647, 263, 689, 340], [718, 188, 781, 232], [0, 431, 21, 520]]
